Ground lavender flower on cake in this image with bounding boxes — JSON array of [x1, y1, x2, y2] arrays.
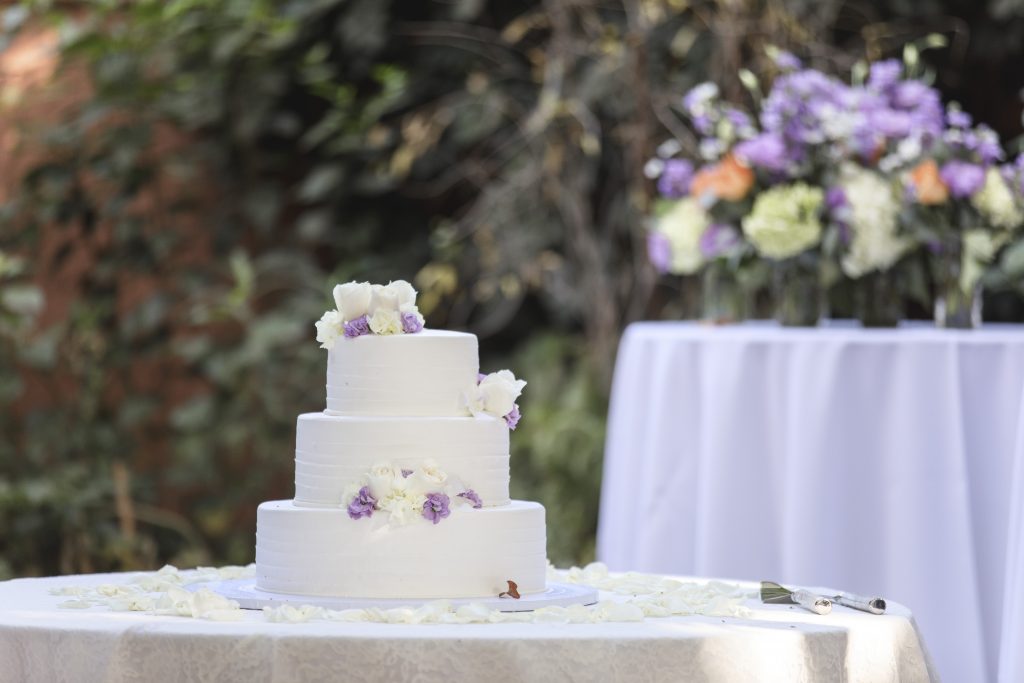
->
[[400, 310, 424, 334], [504, 404, 521, 431], [347, 486, 377, 520], [422, 492, 451, 524], [343, 314, 371, 338], [457, 490, 483, 509]]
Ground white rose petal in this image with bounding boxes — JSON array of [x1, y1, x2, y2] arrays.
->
[[386, 280, 417, 308], [333, 281, 372, 321], [369, 283, 400, 316]]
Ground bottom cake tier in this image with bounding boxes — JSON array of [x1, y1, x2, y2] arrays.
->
[[255, 499, 547, 598]]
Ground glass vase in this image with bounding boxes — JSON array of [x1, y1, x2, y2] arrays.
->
[[855, 268, 903, 328], [700, 262, 747, 324], [933, 241, 982, 329], [772, 258, 822, 327]]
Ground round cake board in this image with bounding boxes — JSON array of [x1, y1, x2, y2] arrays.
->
[[194, 578, 599, 613]]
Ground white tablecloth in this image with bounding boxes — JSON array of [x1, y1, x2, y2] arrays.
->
[[597, 322, 1024, 683], [0, 571, 936, 682]]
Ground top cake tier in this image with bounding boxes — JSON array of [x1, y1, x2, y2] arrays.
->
[[326, 329, 479, 417]]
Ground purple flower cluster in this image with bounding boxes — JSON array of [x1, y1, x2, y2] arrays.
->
[[457, 489, 483, 509], [343, 315, 371, 339], [347, 486, 377, 520], [504, 404, 521, 430], [657, 159, 694, 198], [733, 133, 789, 173], [940, 160, 986, 198], [422, 492, 451, 524], [400, 312, 423, 334]]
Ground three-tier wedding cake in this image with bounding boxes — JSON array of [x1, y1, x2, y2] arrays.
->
[[254, 280, 547, 599]]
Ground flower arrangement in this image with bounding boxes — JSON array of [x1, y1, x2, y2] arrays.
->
[[343, 461, 483, 526], [464, 370, 527, 429], [315, 280, 426, 349], [647, 43, 1024, 327]]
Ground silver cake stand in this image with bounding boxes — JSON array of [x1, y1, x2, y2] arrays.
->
[[195, 579, 599, 612]]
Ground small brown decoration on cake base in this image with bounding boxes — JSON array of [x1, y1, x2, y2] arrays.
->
[[498, 580, 521, 599]]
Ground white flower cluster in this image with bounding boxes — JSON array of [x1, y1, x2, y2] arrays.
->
[[464, 370, 527, 419], [972, 168, 1024, 230], [315, 280, 426, 350], [652, 198, 708, 275], [343, 460, 478, 527], [839, 165, 911, 278]]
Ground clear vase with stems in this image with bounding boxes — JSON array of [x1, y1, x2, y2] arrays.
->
[[933, 239, 982, 329], [772, 256, 823, 327], [700, 261, 747, 324], [855, 267, 904, 328]]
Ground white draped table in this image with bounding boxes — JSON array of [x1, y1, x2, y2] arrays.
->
[[597, 321, 1024, 683], [0, 569, 936, 683]]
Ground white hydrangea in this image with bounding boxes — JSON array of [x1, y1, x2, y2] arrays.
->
[[741, 183, 823, 259], [314, 310, 344, 350], [654, 198, 708, 275], [839, 165, 911, 278], [368, 308, 402, 335], [376, 488, 423, 526], [972, 168, 1023, 230]]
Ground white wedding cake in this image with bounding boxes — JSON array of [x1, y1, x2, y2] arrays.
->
[[254, 280, 548, 599]]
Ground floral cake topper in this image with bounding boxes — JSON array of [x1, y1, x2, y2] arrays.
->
[[343, 461, 482, 527], [315, 280, 426, 349], [465, 370, 526, 430]]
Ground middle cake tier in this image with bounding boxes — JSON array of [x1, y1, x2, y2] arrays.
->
[[294, 411, 511, 508]]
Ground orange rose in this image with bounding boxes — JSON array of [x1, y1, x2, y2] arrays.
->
[[690, 154, 755, 202], [909, 159, 949, 205]]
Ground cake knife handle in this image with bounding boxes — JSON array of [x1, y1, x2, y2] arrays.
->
[[834, 593, 886, 615], [790, 590, 832, 615]]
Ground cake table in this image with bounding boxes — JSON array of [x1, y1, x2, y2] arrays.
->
[[0, 568, 937, 683]]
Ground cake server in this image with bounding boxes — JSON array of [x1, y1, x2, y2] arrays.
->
[[760, 581, 832, 615], [830, 592, 886, 614]]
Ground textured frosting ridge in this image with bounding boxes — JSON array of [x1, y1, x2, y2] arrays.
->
[[256, 500, 547, 598], [325, 330, 478, 417], [294, 412, 511, 508]]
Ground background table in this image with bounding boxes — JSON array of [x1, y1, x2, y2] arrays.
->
[[597, 322, 1024, 683], [0, 571, 936, 683]]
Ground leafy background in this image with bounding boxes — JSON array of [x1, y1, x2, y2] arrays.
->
[[2, 0, 1024, 578]]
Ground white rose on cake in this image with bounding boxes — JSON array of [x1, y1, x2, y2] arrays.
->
[[333, 281, 372, 321], [369, 283, 399, 315], [467, 370, 526, 419], [366, 463, 404, 501], [480, 370, 526, 417], [386, 280, 417, 309], [406, 460, 448, 496], [314, 310, 344, 350]]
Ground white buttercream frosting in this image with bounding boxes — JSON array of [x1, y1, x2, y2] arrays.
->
[[256, 500, 547, 599], [294, 412, 510, 508], [325, 329, 478, 416]]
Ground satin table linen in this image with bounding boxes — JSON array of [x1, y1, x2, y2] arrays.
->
[[597, 321, 1024, 683], [0, 570, 936, 683]]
